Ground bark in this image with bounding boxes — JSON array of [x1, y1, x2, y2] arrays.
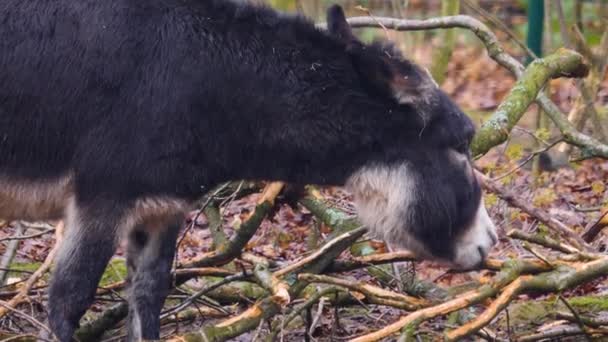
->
[[470, 49, 588, 157]]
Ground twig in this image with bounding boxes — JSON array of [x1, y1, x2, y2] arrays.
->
[[445, 257, 608, 341], [517, 325, 608, 342], [328, 251, 417, 273], [0, 222, 64, 318], [308, 295, 326, 337], [478, 172, 590, 251], [0, 300, 53, 336], [558, 295, 592, 342], [490, 139, 562, 182], [269, 287, 342, 341], [581, 209, 608, 242], [160, 271, 251, 320], [0, 223, 25, 285], [507, 229, 581, 255], [0, 227, 55, 242], [556, 311, 608, 329], [299, 273, 429, 311], [348, 258, 549, 342], [555, 0, 574, 49], [462, 0, 537, 59], [274, 226, 365, 278]]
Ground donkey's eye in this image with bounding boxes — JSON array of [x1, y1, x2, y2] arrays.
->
[[456, 140, 470, 154]]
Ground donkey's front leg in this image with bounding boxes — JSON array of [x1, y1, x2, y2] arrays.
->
[[47, 199, 124, 342], [125, 213, 183, 341]]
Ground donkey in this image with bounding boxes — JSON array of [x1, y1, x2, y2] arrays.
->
[[0, 0, 497, 340]]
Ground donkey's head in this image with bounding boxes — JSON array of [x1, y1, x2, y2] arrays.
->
[[327, 5, 497, 269]]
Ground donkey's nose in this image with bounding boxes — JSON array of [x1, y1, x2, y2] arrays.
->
[[452, 202, 497, 270]]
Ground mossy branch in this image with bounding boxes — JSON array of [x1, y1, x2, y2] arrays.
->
[[298, 273, 430, 311], [446, 257, 608, 341], [470, 49, 588, 157], [179, 182, 284, 270], [349, 258, 549, 342], [170, 228, 368, 342], [330, 15, 608, 158]]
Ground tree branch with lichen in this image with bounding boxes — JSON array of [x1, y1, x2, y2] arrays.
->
[[329, 15, 608, 159]]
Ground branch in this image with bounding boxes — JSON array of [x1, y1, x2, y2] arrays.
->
[[0, 222, 64, 318], [268, 286, 343, 341], [179, 182, 284, 270], [0, 223, 25, 286], [331, 15, 608, 158], [298, 273, 429, 311], [478, 172, 590, 251], [518, 325, 608, 342], [171, 228, 367, 342], [349, 258, 550, 342], [470, 49, 588, 157], [327, 251, 417, 273], [445, 257, 608, 340]]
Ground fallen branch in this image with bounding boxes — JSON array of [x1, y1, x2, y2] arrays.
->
[[179, 182, 284, 269], [328, 251, 417, 273], [445, 256, 608, 340], [556, 311, 608, 329], [349, 258, 550, 342], [507, 229, 580, 255], [298, 273, 429, 311], [251, 260, 290, 306], [170, 227, 367, 342], [0, 222, 25, 286], [0, 222, 64, 319], [0, 226, 55, 242], [517, 325, 608, 342], [268, 286, 343, 341]]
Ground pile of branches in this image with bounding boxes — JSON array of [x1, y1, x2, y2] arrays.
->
[[1, 179, 607, 341], [1, 3, 608, 341]]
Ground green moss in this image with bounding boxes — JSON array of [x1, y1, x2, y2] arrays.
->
[[8, 261, 42, 275], [497, 295, 608, 335], [99, 259, 127, 286], [508, 301, 554, 325], [569, 295, 608, 311]]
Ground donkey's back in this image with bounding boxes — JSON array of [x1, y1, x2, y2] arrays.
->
[[1, 0, 212, 222]]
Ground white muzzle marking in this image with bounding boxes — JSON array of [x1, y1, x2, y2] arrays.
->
[[452, 200, 497, 269]]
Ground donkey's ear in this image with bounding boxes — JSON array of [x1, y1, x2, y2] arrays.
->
[[350, 47, 434, 104], [327, 5, 355, 43]]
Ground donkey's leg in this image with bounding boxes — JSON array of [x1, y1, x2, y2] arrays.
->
[[47, 199, 124, 342], [126, 214, 183, 341]]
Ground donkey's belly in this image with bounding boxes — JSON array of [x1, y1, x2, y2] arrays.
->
[[0, 174, 73, 221]]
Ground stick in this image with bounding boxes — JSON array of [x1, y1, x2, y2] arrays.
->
[[0, 222, 25, 286], [0, 222, 64, 318]]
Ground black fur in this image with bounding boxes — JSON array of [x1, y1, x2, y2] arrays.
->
[[0, 1, 482, 340]]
